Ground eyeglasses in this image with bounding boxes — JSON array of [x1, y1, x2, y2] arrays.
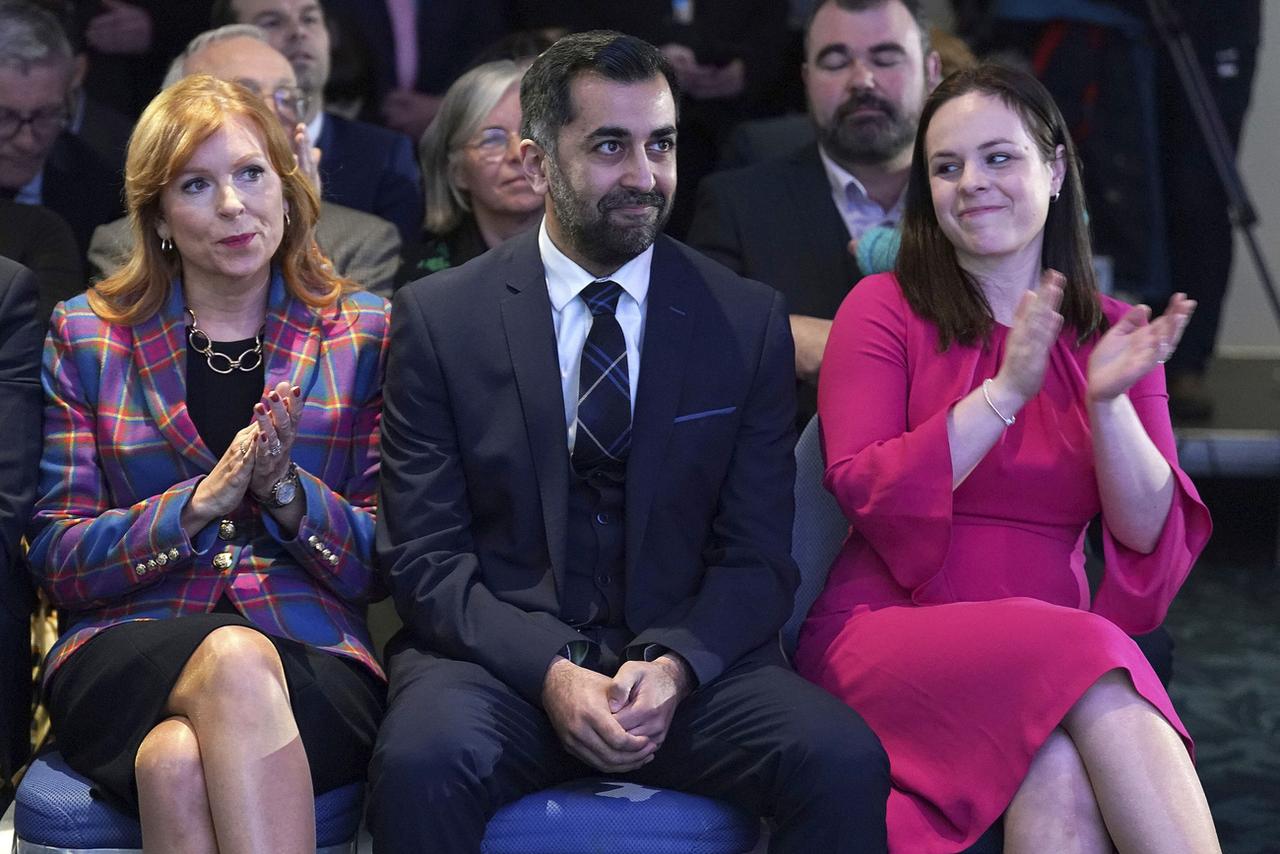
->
[[0, 105, 69, 142], [463, 127, 519, 162], [234, 81, 309, 125]]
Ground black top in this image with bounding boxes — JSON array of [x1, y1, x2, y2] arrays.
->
[[186, 332, 264, 459], [394, 216, 489, 290]]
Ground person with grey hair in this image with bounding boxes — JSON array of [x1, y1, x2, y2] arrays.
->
[[0, 0, 122, 260], [89, 24, 402, 297], [209, 0, 424, 242], [396, 60, 542, 287]]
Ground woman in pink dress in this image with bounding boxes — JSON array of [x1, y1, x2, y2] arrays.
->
[[793, 64, 1220, 853]]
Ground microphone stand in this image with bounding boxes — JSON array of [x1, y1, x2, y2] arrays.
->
[[1144, 0, 1280, 333]]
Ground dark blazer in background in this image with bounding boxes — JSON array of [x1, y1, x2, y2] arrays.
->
[[316, 112, 423, 242], [0, 257, 43, 784], [38, 132, 124, 263], [0, 200, 84, 323], [378, 229, 800, 701], [323, 0, 512, 120], [89, 202, 402, 299], [687, 143, 862, 425]]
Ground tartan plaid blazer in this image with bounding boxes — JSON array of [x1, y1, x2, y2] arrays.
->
[[28, 271, 390, 682]]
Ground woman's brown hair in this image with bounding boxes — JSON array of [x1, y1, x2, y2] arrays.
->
[[88, 74, 352, 325], [895, 62, 1103, 349]]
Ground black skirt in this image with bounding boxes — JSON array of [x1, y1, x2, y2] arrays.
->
[[46, 611, 386, 814]]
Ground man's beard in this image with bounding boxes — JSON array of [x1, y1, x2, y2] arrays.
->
[[818, 90, 920, 166], [546, 159, 672, 270]]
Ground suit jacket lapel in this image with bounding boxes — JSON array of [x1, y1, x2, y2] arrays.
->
[[133, 281, 218, 469], [499, 235, 571, 584], [132, 271, 323, 472], [262, 270, 323, 401], [789, 145, 862, 288], [625, 237, 694, 580]]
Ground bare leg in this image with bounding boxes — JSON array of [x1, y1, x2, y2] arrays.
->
[[135, 716, 217, 854], [166, 626, 315, 854], [1004, 728, 1112, 854], [1062, 670, 1220, 854]]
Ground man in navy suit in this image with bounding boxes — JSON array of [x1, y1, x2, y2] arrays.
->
[[0, 2, 123, 262], [211, 0, 424, 241], [371, 30, 888, 854]]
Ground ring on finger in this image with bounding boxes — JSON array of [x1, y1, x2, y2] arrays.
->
[[267, 440, 283, 457], [239, 439, 251, 456]]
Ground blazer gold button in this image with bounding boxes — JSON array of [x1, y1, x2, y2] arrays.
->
[[168, 547, 179, 560], [147, 559, 157, 569], [156, 552, 168, 565], [218, 520, 237, 540], [135, 563, 147, 574], [213, 552, 234, 570], [326, 553, 339, 565], [312, 540, 325, 551], [307, 535, 319, 546]]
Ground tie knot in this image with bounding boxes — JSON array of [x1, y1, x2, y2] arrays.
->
[[580, 280, 623, 317]]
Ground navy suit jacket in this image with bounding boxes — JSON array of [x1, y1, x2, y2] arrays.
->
[[317, 112, 423, 242], [377, 230, 799, 702], [0, 256, 41, 779], [40, 133, 124, 262]]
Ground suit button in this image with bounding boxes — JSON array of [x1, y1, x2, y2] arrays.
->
[[594, 512, 610, 525], [596, 574, 611, 586], [213, 552, 233, 571], [218, 520, 237, 540]]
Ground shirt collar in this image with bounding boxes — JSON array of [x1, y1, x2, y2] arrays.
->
[[817, 144, 906, 216], [14, 169, 44, 206], [306, 110, 325, 145], [539, 217, 652, 312]]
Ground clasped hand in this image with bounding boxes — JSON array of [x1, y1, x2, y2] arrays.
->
[[183, 382, 303, 532], [542, 654, 693, 773]]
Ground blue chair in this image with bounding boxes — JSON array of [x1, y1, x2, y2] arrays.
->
[[13, 750, 363, 853]]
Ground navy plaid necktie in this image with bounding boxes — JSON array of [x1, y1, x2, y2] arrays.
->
[[572, 280, 631, 472]]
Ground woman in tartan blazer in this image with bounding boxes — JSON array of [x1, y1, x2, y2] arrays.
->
[[27, 75, 389, 852]]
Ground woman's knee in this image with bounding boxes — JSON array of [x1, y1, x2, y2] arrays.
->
[[135, 716, 205, 796], [172, 627, 289, 712]]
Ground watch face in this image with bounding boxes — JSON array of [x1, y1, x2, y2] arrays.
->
[[274, 478, 298, 506]]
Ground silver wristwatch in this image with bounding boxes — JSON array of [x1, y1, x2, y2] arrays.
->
[[262, 462, 300, 508]]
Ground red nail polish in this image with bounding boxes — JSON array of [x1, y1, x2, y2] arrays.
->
[[259, 433, 267, 442], [270, 392, 280, 402]]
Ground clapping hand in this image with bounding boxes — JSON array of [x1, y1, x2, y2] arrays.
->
[[990, 269, 1065, 407], [249, 381, 302, 501], [1088, 293, 1195, 402], [182, 424, 258, 535]]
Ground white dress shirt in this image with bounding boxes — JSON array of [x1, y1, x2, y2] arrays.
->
[[818, 145, 905, 241], [538, 219, 651, 451]]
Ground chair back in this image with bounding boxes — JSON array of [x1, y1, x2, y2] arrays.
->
[[782, 416, 849, 658]]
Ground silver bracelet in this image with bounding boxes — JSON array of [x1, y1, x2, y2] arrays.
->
[[982, 379, 1016, 426]]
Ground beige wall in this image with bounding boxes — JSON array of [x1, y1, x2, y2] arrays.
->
[[1221, 6, 1278, 356]]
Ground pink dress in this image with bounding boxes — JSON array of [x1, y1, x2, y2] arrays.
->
[[793, 273, 1212, 853]]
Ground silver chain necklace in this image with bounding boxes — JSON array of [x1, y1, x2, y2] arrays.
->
[[186, 307, 264, 374]]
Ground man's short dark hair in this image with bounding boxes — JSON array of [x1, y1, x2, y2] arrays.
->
[[520, 30, 680, 153], [803, 0, 931, 56]]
